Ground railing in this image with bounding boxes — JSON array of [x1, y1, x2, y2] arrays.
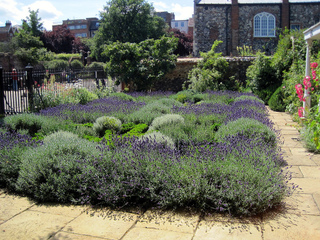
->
[[0, 65, 107, 115]]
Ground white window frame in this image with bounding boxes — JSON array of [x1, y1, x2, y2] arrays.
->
[[254, 12, 276, 38]]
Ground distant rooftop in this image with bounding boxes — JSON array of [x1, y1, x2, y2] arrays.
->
[[197, 0, 320, 4]]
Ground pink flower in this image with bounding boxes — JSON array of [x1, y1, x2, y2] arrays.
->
[[298, 107, 304, 118], [311, 62, 318, 69], [295, 84, 304, 101], [303, 76, 312, 89], [312, 70, 317, 80]]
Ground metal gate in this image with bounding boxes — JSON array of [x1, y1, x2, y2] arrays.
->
[[0, 66, 31, 115]]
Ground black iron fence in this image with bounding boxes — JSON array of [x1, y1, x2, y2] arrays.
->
[[0, 65, 107, 115]]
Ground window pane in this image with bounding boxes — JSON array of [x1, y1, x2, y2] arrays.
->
[[268, 16, 275, 36], [254, 16, 260, 36], [261, 16, 268, 36]]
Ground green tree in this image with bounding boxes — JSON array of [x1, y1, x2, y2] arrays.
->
[[10, 9, 49, 65], [90, 0, 167, 61], [103, 36, 178, 91], [22, 9, 44, 38], [186, 41, 231, 92]]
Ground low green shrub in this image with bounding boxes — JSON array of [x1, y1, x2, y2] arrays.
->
[[70, 59, 84, 69], [93, 116, 122, 137], [141, 131, 175, 149], [43, 59, 69, 69], [150, 114, 184, 130], [0, 131, 41, 190], [215, 118, 277, 147], [72, 88, 98, 105], [126, 101, 172, 125], [234, 95, 264, 104], [268, 86, 286, 112], [109, 92, 135, 101], [301, 126, 319, 153], [124, 123, 148, 137], [15, 131, 102, 202]]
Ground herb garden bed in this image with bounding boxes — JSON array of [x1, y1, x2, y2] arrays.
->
[[0, 90, 296, 216]]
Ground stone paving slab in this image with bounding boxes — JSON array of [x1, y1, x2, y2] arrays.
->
[[52, 232, 109, 240], [0, 193, 35, 221], [29, 203, 88, 218], [313, 193, 320, 210], [262, 214, 320, 240], [311, 155, 320, 166], [299, 166, 320, 178], [193, 220, 263, 240], [123, 227, 194, 240], [283, 154, 317, 166], [283, 166, 304, 178], [61, 207, 139, 239], [285, 194, 320, 215], [136, 209, 200, 234], [289, 178, 320, 194], [0, 210, 74, 240]]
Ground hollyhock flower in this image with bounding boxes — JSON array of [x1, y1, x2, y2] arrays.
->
[[298, 107, 304, 118], [312, 70, 317, 80], [303, 76, 311, 89], [311, 62, 318, 69], [295, 84, 304, 101]]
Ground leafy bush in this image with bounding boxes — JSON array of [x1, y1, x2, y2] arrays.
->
[[124, 123, 149, 137], [141, 131, 175, 149], [15, 131, 102, 202], [72, 88, 98, 105], [43, 59, 69, 69], [215, 117, 277, 147], [150, 114, 184, 130], [4, 113, 45, 136], [109, 92, 135, 102], [85, 61, 106, 70], [0, 131, 41, 190], [268, 85, 286, 112], [126, 101, 172, 125], [93, 116, 122, 137], [301, 126, 319, 153], [55, 53, 80, 61], [70, 59, 84, 69], [246, 52, 279, 103], [187, 41, 230, 92], [234, 95, 264, 104]]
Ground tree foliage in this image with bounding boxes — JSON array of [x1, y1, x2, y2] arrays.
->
[[168, 28, 193, 56], [103, 36, 178, 91], [42, 25, 75, 53], [90, 0, 167, 61], [10, 9, 48, 65], [186, 41, 231, 92]]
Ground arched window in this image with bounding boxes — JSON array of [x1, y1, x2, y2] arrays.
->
[[254, 12, 276, 37]]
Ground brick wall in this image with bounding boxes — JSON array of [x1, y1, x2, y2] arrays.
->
[[194, 1, 320, 56], [153, 57, 254, 92]]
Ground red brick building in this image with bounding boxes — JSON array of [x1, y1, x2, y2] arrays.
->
[[0, 21, 18, 42], [52, 18, 99, 38]]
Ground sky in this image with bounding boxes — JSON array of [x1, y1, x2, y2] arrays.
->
[[0, 0, 194, 31]]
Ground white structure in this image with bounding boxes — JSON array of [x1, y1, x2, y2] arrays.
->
[[303, 22, 320, 116], [171, 20, 189, 33]]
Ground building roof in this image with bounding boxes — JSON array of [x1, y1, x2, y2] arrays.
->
[[197, 0, 320, 4]]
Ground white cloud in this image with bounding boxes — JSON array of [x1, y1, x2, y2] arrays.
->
[[170, 4, 193, 20], [151, 1, 193, 20], [22, 1, 62, 30], [0, 0, 62, 30]]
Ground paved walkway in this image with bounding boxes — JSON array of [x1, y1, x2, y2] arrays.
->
[[1, 109, 320, 240]]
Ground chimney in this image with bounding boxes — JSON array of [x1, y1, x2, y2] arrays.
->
[[5, 21, 11, 27], [282, 0, 290, 30]]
